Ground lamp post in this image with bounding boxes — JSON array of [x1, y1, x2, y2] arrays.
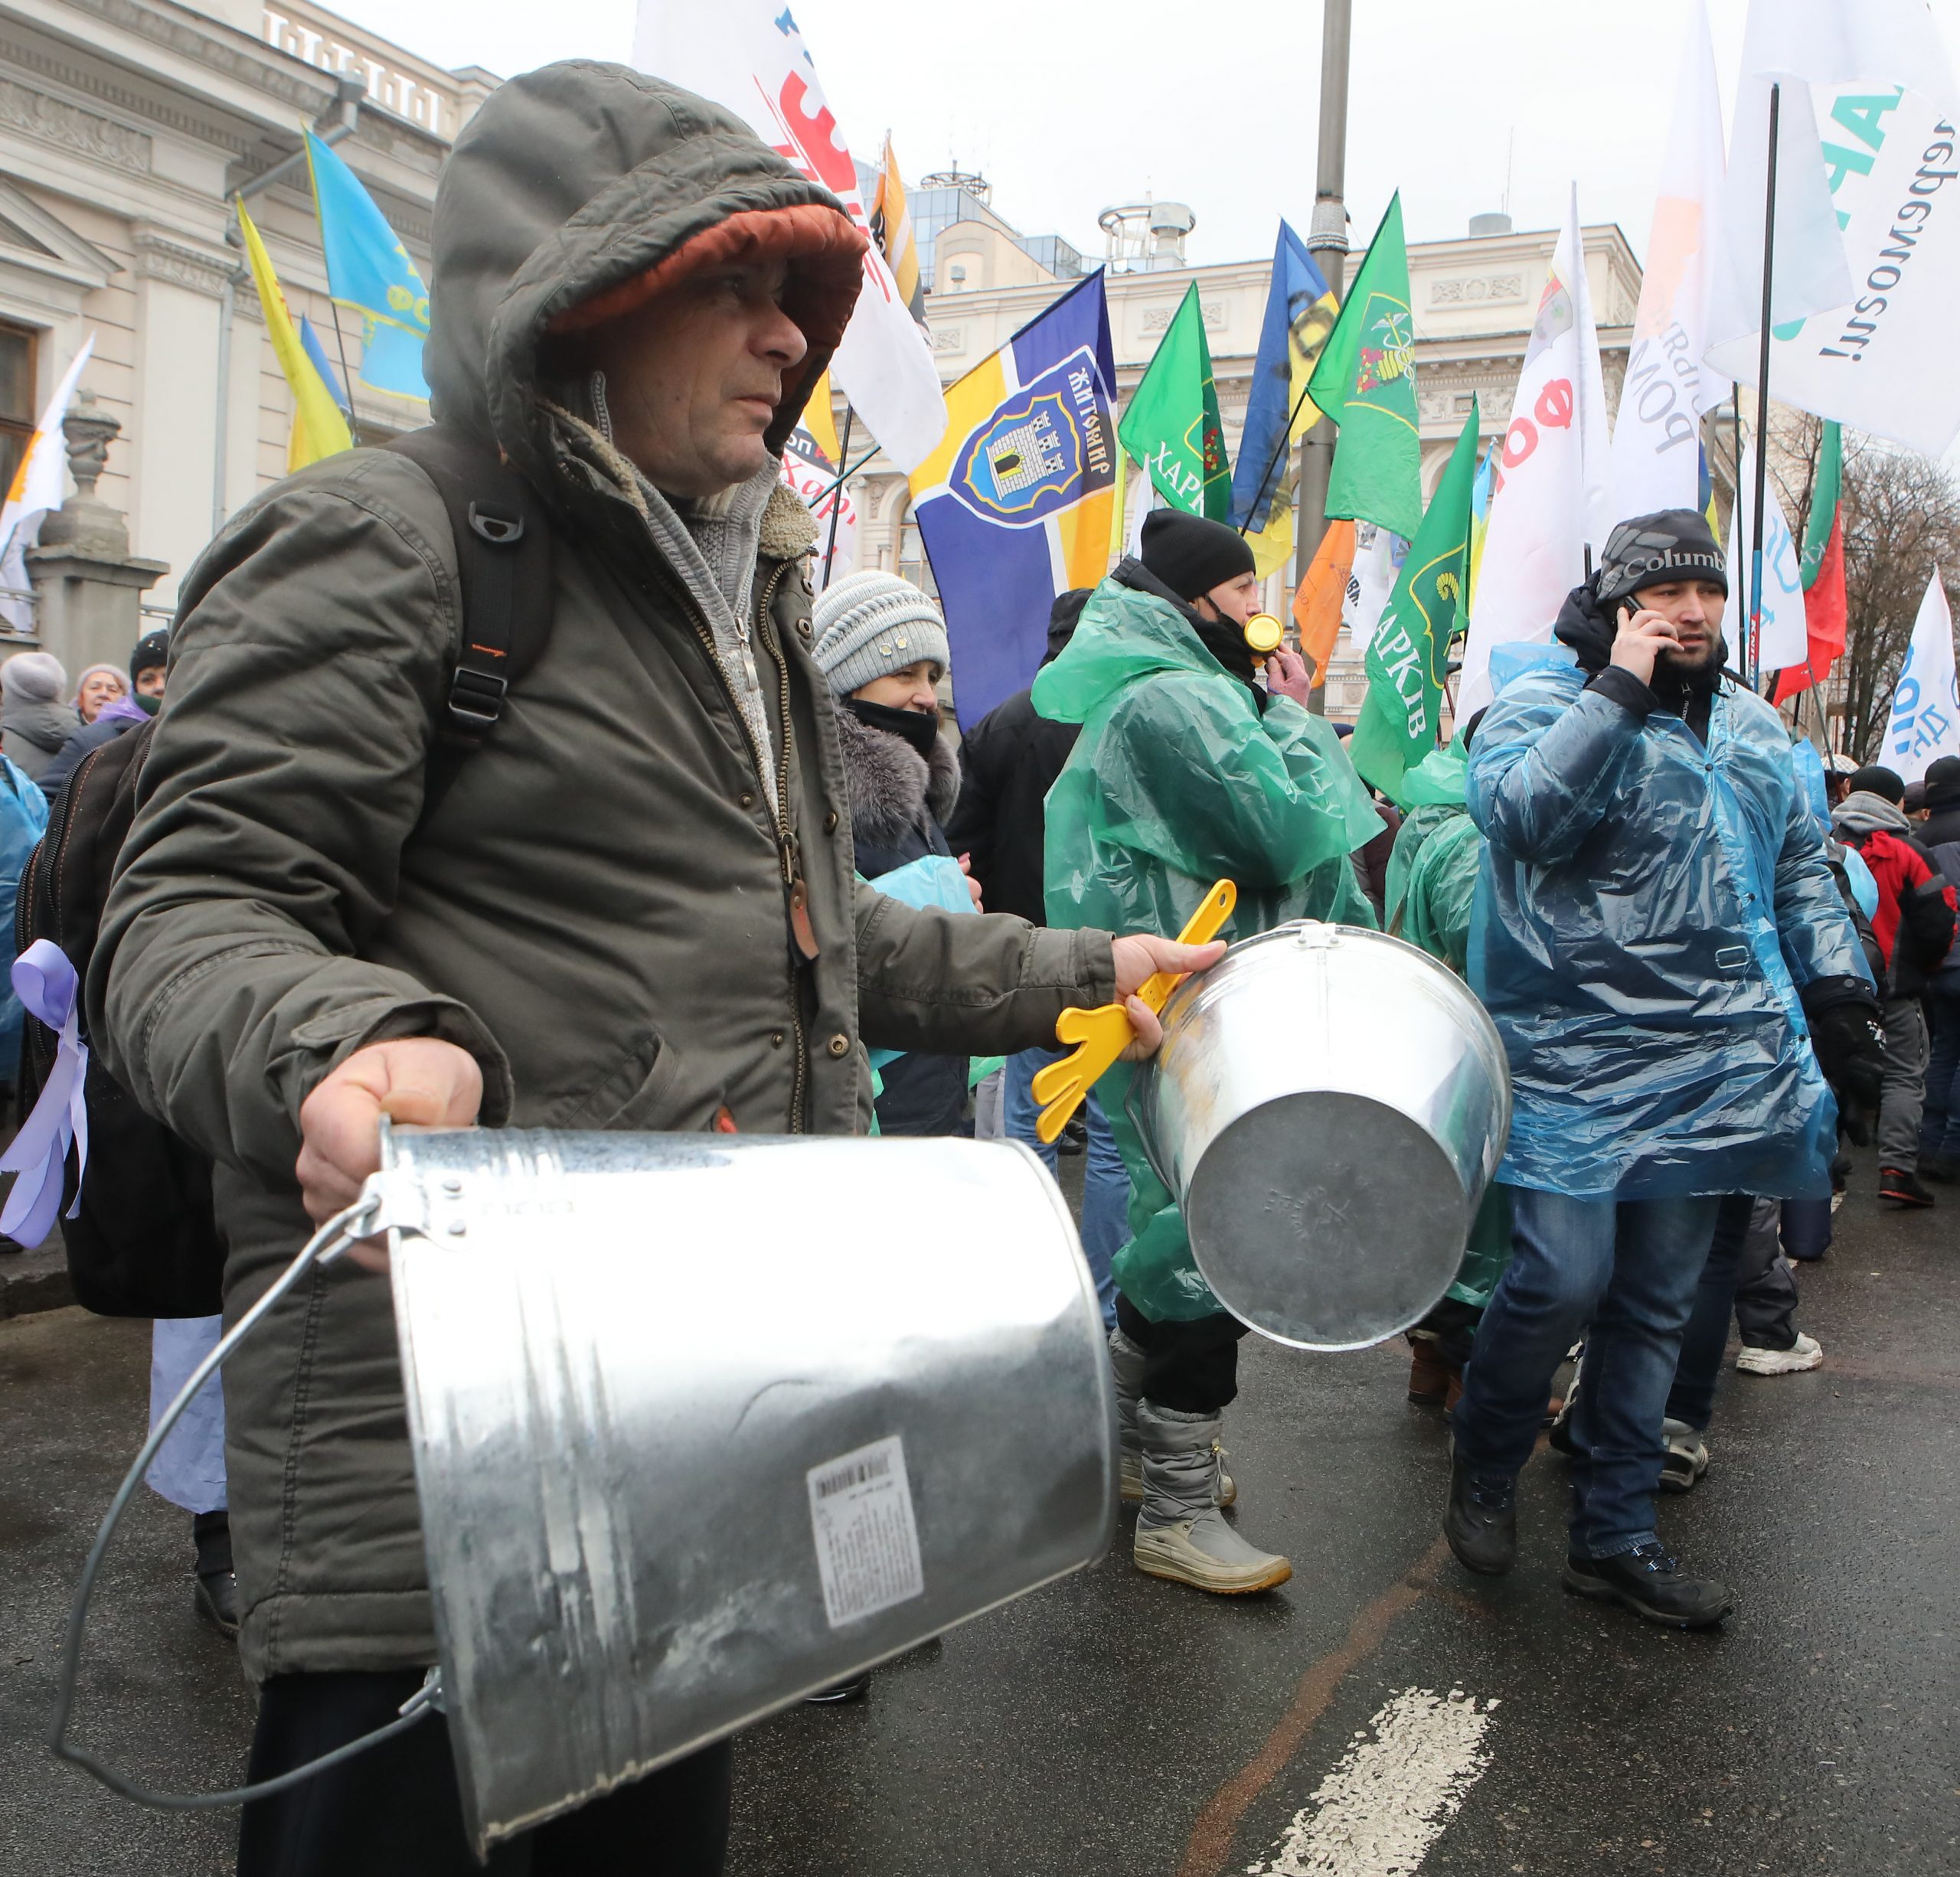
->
[[1297, 0, 1351, 712]]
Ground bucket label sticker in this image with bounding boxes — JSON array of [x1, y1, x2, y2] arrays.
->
[[806, 1434, 925, 1627]]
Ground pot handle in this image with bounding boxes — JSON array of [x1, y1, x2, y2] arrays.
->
[[1123, 1070, 1173, 1193]]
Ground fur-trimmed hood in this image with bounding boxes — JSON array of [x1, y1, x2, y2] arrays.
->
[[835, 707, 959, 847]]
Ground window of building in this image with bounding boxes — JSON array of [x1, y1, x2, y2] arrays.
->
[[897, 510, 939, 599], [0, 323, 38, 501]]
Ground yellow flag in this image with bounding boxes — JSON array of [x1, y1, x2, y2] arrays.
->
[[802, 369, 842, 465], [238, 201, 352, 471], [872, 135, 925, 322]]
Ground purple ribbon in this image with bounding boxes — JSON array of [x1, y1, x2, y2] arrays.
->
[[1, 939, 89, 1247]]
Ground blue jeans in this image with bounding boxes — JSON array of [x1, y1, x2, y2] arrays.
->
[[1004, 1045, 1125, 1329], [1921, 978, 1960, 1164], [1453, 1187, 1720, 1557]]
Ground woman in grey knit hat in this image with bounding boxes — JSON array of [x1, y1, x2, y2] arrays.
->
[[1, 651, 73, 782], [811, 570, 975, 1141]]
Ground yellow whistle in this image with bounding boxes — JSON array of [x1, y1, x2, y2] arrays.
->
[[1244, 612, 1285, 655]]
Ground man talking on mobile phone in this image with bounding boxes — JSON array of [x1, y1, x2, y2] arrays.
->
[[1440, 508, 1883, 1629]]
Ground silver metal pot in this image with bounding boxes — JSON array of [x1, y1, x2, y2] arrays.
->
[[376, 1127, 1114, 1856], [1135, 921, 1511, 1351]]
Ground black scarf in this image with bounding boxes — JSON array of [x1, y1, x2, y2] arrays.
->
[[1111, 557, 1267, 708], [847, 695, 941, 759]]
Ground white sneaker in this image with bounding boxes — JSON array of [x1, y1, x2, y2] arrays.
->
[[1658, 1417, 1710, 1493], [1736, 1331, 1823, 1376]]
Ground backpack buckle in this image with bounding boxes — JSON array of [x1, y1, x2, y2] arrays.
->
[[468, 501, 524, 546], [446, 664, 508, 735]]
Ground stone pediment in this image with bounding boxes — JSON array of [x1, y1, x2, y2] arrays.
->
[[0, 172, 116, 289]]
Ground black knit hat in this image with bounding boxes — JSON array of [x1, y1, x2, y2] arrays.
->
[[129, 628, 168, 684], [1139, 511, 1256, 603], [1847, 764, 1906, 804], [1925, 754, 1960, 808], [1596, 508, 1729, 609]]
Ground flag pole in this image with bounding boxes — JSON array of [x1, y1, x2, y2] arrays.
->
[[1747, 81, 1782, 689], [1237, 381, 1317, 540], [822, 406, 855, 586]]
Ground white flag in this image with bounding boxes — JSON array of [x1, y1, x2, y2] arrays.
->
[[1719, 87, 1960, 456], [632, 3, 948, 471], [1885, 570, 1960, 783], [1722, 445, 1808, 676], [1459, 191, 1612, 716], [1342, 522, 1405, 654], [1705, 0, 1960, 413], [1611, 0, 1727, 517], [780, 432, 858, 593], [0, 334, 94, 631]]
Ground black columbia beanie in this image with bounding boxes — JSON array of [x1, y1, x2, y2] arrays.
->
[[1595, 508, 1728, 610], [1140, 511, 1256, 603]]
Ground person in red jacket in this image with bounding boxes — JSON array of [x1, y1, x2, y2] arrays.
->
[[1832, 765, 1958, 1207]]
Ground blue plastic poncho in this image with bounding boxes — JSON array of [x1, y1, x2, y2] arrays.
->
[[0, 756, 47, 1070], [1034, 571, 1381, 1320], [1467, 666, 1866, 1201]]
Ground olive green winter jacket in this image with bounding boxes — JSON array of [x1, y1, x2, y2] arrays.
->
[[90, 62, 1113, 1680]]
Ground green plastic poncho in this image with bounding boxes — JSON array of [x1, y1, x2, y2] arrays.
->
[[1033, 571, 1382, 1322], [1381, 775, 1509, 1309]]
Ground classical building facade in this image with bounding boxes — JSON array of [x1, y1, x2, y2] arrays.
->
[[0, 0, 465, 651]]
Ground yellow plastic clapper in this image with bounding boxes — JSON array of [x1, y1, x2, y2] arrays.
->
[[1031, 879, 1236, 1145]]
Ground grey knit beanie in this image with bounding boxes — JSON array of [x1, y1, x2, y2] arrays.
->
[[2, 651, 67, 703], [810, 570, 950, 697]]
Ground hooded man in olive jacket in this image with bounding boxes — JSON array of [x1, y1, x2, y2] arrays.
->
[[90, 64, 1214, 1876]]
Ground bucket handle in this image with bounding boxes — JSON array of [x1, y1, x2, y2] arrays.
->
[[47, 1188, 447, 1810]]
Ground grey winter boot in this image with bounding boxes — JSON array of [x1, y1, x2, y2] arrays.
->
[[1132, 1401, 1289, 1595], [1110, 1330, 1234, 1506]]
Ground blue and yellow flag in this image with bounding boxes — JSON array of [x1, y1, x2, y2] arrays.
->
[[299, 315, 352, 419], [238, 201, 353, 472], [305, 130, 430, 402], [1465, 436, 1498, 614], [1230, 221, 1335, 577], [909, 270, 1119, 725]]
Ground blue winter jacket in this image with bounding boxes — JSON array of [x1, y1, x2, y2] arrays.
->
[[1467, 665, 1865, 1200]]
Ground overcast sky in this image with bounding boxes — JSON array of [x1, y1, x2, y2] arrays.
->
[[325, 0, 1960, 269]]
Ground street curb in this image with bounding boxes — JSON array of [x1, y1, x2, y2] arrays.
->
[[0, 1235, 74, 1319]]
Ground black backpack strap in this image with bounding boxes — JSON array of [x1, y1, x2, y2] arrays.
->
[[383, 426, 554, 746]]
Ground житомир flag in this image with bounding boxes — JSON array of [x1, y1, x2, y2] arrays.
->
[[909, 270, 1120, 724], [1772, 420, 1847, 703], [1118, 281, 1231, 520], [305, 131, 430, 403], [238, 203, 353, 473], [1306, 192, 1422, 542], [1348, 401, 1482, 805], [1231, 221, 1337, 579]]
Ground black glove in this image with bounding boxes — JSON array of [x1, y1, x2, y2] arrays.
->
[[1805, 994, 1886, 1141]]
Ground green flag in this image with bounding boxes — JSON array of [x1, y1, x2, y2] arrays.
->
[[1349, 400, 1481, 805], [1118, 281, 1232, 519], [1306, 193, 1421, 540]]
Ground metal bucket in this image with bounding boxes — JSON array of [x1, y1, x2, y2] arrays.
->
[[1135, 921, 1511, 1351], [376, 1127, 1114, 1856]]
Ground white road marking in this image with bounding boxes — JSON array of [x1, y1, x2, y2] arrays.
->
[[1244, 1686, 1499, 1876]]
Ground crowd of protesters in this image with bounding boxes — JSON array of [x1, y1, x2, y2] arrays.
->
[[0, 57, 1956, 1877]]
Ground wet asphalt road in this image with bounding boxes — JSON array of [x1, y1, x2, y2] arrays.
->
[[2, 1147, 1955, 1876]]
